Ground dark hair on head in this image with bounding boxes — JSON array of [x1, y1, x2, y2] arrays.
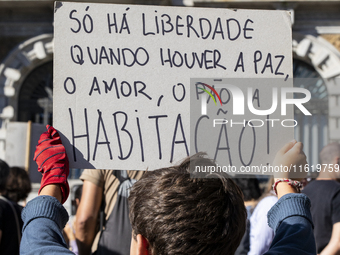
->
[[129, 153, 246, 255], [233, 177, 261, 201], [0, 159, 10, 192], [5, 167, 31, 202]]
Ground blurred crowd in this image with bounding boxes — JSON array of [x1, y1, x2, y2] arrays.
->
[[1, 141, 340, 255]]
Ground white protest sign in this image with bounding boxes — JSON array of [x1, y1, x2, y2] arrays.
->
[[54, 2, 293, 170]]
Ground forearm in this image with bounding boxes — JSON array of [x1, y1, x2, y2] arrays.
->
[[39, 184, 62, 202], [265, 141, 314, 254], [75, 180, 103, 255], [266, 215, 315, 255], [275, 181, 298, 199], [265, 193, 316, 255], [319, 222, 340, 255], [76, 233, 93, 255], [320, 242, 340, 255], [21, 196, 73, 255], [75, 215, 98, 255]]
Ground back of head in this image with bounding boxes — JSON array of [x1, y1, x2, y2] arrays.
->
[[0, 159, 9, 193], [320, 142, 340, 165], [5, 167, 31, 203], [129, 153, 246, 255]]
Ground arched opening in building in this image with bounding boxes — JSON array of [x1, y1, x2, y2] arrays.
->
[[17, 60, 81, 180], [17, 61, 53, 125]]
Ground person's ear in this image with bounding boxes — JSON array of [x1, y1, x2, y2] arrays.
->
[[136, 234, 150, 255], [333, 156, 340, 166]]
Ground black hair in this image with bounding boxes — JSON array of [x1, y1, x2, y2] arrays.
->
[[0, 159, 10, 193], [233, 177, 261, 201]]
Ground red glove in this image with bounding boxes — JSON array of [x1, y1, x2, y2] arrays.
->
[[34, 125, 69, 204]]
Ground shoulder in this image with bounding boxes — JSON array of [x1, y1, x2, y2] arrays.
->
[[80, 169, 110, 188], [127, 170, 145, 180], [304, 180, 340, 194], [80, 169, 106, 186], [81, 169, 105, 179], [0, 197, 15, 211]]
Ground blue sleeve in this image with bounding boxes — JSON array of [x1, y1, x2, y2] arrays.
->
[[21, 196, 74, 255], [264, 193, 316, 255]]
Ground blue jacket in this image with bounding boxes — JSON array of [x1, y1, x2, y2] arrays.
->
[[20, 193, 316, 255]]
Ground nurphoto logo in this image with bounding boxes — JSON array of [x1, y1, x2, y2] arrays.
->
[[197, 82, 311, 116]]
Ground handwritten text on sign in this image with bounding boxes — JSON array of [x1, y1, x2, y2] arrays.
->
[[53, 2, 293, 170]]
